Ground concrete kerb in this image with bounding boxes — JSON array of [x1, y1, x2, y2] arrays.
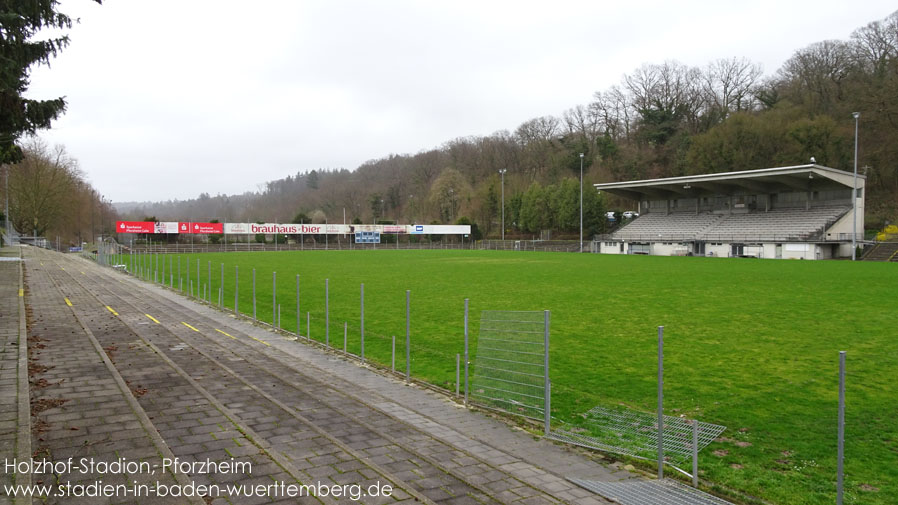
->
[[15, 246, 31, 505]]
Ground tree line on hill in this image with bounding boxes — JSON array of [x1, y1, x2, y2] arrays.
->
[[121, 10, 898, 238], [1, 140, 114, 246]]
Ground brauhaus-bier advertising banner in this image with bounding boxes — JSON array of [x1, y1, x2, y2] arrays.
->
[[117, 221, 470, 235]]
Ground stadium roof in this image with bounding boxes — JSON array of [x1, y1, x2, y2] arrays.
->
[[593, 164, 865, 201]]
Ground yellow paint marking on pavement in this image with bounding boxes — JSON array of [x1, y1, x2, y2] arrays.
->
[[18, 289, 24, 297], [60, 266, 65, 271], [145, 314, 160, 324], [106, 305, 119, 316], [64, 298, 72, 307], [215, 328, 236, 339], [250, 336, 271, 346], [80, 271, 85, 275], [182, 322, 200, 332]]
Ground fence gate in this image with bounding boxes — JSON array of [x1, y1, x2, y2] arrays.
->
[[470, 310, 549, 429]]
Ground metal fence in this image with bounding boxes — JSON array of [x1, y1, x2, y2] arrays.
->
[[550, 405, 725, 467], [470, 310, 549, 430]]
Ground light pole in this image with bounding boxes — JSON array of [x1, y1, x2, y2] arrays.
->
[[852, 112, 859, 261], [499, 169, 506, 241], [4, 165, 10, 242], [579, 153, 585, 253]]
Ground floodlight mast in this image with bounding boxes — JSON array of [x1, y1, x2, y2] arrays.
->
[[4, 166, 10, 242], [852, 112, 859, 261], [579, 153, 584, 253], [499, 169, 507, 241]]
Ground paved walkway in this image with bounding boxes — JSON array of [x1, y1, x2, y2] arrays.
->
[[5, 247, 640, 505], [0, 247, 29, 505]]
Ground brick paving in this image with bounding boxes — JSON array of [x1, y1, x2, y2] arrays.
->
[[6, 247, 640, 505], [0, 247, 29, 505]]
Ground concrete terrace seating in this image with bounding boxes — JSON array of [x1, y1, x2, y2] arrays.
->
[[612, 206, 850, 242], [612, 212, 723, 241], [703, 206, 850, 241]]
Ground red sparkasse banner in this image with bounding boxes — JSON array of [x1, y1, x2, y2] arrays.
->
[[179, 222, 223, 234], [116, 221, 155, 233]]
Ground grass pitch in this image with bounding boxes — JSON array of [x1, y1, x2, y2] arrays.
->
[[127, 249, 897, 505]]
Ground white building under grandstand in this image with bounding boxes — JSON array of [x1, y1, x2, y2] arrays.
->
[[593, 164, 864, 260]]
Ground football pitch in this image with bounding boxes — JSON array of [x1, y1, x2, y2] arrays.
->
[[125, 249, 897, 505]]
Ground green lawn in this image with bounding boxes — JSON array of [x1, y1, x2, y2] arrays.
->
[[126, 250, 898, 505]]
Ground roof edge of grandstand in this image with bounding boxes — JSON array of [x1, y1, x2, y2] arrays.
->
[[593, 164, 864, 194]]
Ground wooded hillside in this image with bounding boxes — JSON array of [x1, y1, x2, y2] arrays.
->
[[119, 11, 898, 237]]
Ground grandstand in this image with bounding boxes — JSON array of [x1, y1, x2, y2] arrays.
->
[[593, 164, 864, 259]]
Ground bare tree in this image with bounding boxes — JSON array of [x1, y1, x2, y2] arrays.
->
[[850, 11, 898, 75], [590, 85, 635, 141], [9, 140, 80, 236], [702, 57, 763, 122], [779, 40, 854, 112], [514, 116, 560, 145]]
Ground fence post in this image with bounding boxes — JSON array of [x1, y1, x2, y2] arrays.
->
[[207, 261, 211, 302], [220, 263, 223, 306], [360, 283, 365, 362], [464, 298, 469, 406], [252, 268, 257, 321], [544, 310, 550, 437], [234, 265, 239, 314], [296, 274, 300, 336], [273, 271, 277, 324], [196, 259, 199, 297], [658, 325, 665, 479], [406, 290, 410, 383], [325, 278, 329, 347], [692, 420, 699, 487], [837, 351, 846, 505], [456, 354, 460, 397], [178, 256, 181, 291]]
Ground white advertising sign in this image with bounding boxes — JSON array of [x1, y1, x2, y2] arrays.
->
[[154, 222, 179, 234], [409, 225, 471, 234], [224, 222, 250, 234]]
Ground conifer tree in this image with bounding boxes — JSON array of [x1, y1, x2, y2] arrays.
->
[[0, 0, 100, 163]]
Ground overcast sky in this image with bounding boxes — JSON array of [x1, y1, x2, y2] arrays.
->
[[26, 0, 897, 203]]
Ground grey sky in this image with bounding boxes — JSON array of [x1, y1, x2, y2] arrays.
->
[[26, 0, 897, 203]]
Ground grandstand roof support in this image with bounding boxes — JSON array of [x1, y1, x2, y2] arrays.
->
[[689, 181, 739, 194], [733, 178, 776, 194], [756, 175, 809, 192], [595, 164, 864, 201]]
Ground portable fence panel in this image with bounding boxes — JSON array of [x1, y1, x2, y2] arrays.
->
[[549, 405, 726, 466], [470, 310, 546, 421], [568, 478, 735, 505]]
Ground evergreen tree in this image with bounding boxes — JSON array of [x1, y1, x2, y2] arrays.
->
[[0, 0, 100, 163]]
